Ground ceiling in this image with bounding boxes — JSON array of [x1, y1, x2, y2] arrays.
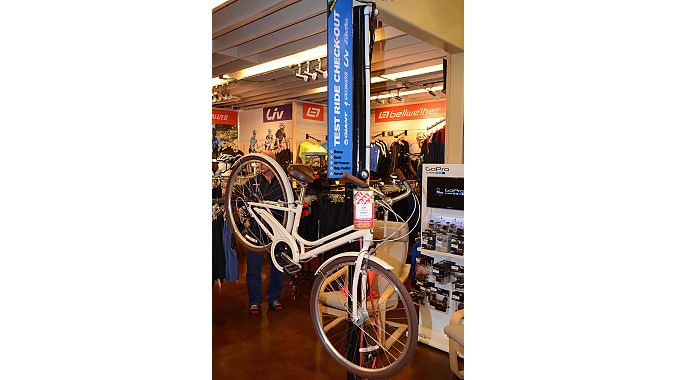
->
[[212, 0, 448, 110]]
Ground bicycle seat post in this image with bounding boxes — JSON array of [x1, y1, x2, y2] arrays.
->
[[297, 181, 306, 204]]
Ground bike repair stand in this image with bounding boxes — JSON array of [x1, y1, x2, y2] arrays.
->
[[345, 2, 373, 379]]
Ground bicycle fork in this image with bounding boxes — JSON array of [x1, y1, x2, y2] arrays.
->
[[349, 247, 372, 326]]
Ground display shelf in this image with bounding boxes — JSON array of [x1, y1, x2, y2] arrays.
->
[[417, 326, 450, 353], [418, 247, 464, 260], [419, 164, 464, 353], [428, 207, 464, 218]]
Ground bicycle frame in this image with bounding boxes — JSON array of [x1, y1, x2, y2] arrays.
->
[[245, 183, 389, 322]]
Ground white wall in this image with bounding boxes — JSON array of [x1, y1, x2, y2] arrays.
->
[[237, 108, 262, 153]]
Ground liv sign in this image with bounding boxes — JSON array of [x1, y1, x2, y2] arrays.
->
[[327, 0, 354, 178], [262, 104, 292, 123]]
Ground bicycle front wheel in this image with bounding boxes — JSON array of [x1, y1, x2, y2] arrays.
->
[[224, 153, 294, 253], [310, 256, 418, 378]]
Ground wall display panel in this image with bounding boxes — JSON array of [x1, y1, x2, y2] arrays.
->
[[238, 106, 292, 154], [212, 108, 239, 151]]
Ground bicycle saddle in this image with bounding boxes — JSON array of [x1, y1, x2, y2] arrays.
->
[[287, 164, 315, 184]]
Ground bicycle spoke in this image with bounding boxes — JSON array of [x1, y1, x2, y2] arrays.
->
[[315, 262, 414, 373]]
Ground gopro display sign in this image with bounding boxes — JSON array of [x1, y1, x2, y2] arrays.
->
[[422, 164, 464, 214], [327, 0, 354, 178], [426, 177, 464, 211]]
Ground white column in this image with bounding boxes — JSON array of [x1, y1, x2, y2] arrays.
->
[[445, 52, 463, 164]]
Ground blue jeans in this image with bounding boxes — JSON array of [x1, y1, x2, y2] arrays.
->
[[246, 251, 284, 305]]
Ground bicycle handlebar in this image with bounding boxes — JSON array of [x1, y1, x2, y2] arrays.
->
[[388, 180, 411, 203], [342, 172, 369, 188], [341, 171, 411, 205]]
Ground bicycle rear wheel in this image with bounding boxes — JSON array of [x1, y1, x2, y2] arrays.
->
[[224, 153, 294, 253], [310, 256, 418, 378]]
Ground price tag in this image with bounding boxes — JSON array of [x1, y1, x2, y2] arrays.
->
[[353, 190, 375, 230]]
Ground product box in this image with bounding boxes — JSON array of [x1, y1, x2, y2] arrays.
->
[[422, 231, 436, 250], [430, 296, 449, 312], [435, 233, 448, 252], [448, 237, 460, 254], [433, 260, 454, 285]]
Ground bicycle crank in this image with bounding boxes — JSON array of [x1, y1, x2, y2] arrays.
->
[[273, 242, 301, 276]]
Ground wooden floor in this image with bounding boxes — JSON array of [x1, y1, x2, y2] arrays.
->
[[213, 251, 452, 379]]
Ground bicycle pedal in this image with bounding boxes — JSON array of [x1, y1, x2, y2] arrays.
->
[[283, 263, 301, 275]]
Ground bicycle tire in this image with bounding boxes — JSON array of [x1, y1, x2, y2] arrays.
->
[[309, 256, 418, 378], [224, 153, 294, 253]]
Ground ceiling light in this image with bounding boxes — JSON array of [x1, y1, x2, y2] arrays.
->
[[308, 86, 327, 95], [394, 90, 405, 103], [371, 85, 443, 100], [303, 61, 318, 80], [212, 76, 229, 86], [382, 64, 444, 81], [314, 58, 328, 79], [281, 83, 442, 100], [370, 64, 443, 83], [295, 64, 309, 82], [223, 45, 327, 80]]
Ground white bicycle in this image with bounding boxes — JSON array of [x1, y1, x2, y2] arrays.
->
[[225, 153, 419, 378]]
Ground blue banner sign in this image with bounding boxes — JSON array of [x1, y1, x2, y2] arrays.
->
[[327, 0, 353, 178]]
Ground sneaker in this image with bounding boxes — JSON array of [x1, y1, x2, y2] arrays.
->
[[248, 304, 261, 315], [269, 300, 284, 312]]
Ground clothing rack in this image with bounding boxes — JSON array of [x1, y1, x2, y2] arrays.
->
[[371, 131, 385, 138], [305, 134, 326, 142], [428, 118, 446, 130], [212, 205, 224, 220], [394, 130, 408, 138]]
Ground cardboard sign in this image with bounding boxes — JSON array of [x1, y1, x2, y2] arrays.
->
[[353, 190, 375, 230], [374, 100, 446, 123], [212, 108, 238, 125], [302, 103, 325, 121]]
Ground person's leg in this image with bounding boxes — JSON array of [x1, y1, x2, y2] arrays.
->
[[245, 251, 264, 306], [266, 256, 285, 305]]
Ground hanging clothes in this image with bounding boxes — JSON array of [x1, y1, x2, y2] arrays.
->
[[212, 214, 226, 283], [298, 140, 327, 163], [389, 139, 410, 178], [369, 144, 380, 173], [222, 219, 238, 281]]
